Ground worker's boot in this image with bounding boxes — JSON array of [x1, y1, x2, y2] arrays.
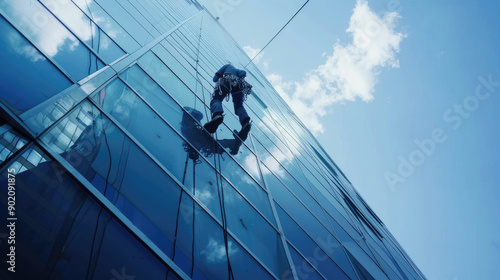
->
[[238, 117, 252, 141], [203, 112, 224, 134]]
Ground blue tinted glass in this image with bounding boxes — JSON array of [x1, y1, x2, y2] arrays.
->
[[0, 125, 28, 164], [22, 85, 87, 134], [369, 246, 404, 280], [218, 155, 275, 224], [0, 16, 71, 114], [222, 178, 289, 277], [120, 65, 275, 226], [0, 0, 105, 80], [154, 40, 212, 99], [276, 204, 352, 280], [114, 0, 161, 38], [129, 1, 167, 32], [227, 235, 274, 280], [92, 77, 222, 221], [287, 244, 325, 280], [71, 0, 141, 53], [138, 51, 198, 106], [256, 146, 331, 229], [114, 193, 175, 258], [264, 164, 358, 279], [40, 100, 183, 254], [0, 146, 175, 279], [92, 0, 154, 46], [120, 64, 206, 119], [192, 202, 231, 279], [40, 0, 126, 63]]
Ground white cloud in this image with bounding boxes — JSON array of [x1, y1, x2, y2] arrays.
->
[[243, 154, 260, 178], [243, 45, 263, 63], [243, 45, 271, 68], [200, 238, 237, 263], [196, 189, 214, 202], [5, 0, 117, 62], [267, 0, 405, 135], [7, 31, 46, 62]]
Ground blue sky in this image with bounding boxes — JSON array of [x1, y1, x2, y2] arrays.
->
[[199, 0, 500, 279]]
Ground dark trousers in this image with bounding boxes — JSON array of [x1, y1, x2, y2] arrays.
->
[[209, 75, 249, 125]]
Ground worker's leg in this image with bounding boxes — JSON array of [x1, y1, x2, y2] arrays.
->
[[232, 91, 251, 140], [232, 91, 249, 125], [204, 82, 229, 133]]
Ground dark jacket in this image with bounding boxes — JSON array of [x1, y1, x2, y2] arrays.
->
[[213, 64, 247, 82]]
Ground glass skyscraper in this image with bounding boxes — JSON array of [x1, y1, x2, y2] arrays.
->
[[0, 0, 426, 279]]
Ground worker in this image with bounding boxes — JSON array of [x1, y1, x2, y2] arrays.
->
[[203, 64, 252, 141]]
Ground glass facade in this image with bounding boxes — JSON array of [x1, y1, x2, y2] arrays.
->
[[0, 1, 425, 279]]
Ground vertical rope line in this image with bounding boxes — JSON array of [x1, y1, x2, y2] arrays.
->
[[86, 114, 112, 280], [190, 160, 197, 278], [194, 12, 210, 120], [181, 153, 189, 185], [216, 151, 234, 280]]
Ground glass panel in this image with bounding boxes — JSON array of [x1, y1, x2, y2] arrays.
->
[[120, 63, 207, 124], [91, 78, 222, 221], [22, 85, 87, 135], [222, 178, 289, 277], [0, 124, 28, 165], [0, 145, 178, 279], [120, 65, 275, 226], [114, 0, 161, 38], [0, 0, 105, 80], [72, 0, 141, 53], [369, 245, 403, 280], [257, 148, 331, 230], [176, 196, 231, 279], [40, 100, 277, 280], [138, 51, 197, 106], [40, 100, 184, 255], [41, 0, 126, 63], [91, 0, 153, 46], [227, 235, 274, 280], [276, 203, 353, 280], [330, 214, 387, 279], [0, 16, 72, 114], [287, 244, 325, 280], [219, 156, 274, 225]]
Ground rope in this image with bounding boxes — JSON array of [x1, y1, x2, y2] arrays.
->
[[190, 159, 197, 278], [86, 115, 112, 280], [187, 10, 236, 279], [181, 153, 190, 185], [194, 12, 210, 120], [214, 149, 234, 280], [245, 0, 310, 68]]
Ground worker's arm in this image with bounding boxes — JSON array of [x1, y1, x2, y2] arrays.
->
[[213, 64, 229, 82], [236, 69, 247, 78]]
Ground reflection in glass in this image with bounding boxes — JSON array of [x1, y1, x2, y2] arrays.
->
[[138, 51, 197, 106], [119, 65, 276, 227], [41, 100, 275, 279], [0, 0, 105, 80], [0, 145, 177, 279], [276, 203, 353, 280], [222, 178, 290, 278], [41, 0, 126, 63], [22, 85, 87, 134], [0, 16, 72, 114], [0, 124, 28, 165], [41, 101, 184, 250], [287, 244, 324, 280], [91, 77, 223, 222], [71, 0, 141, 52], [92, 0, 154, 46]]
